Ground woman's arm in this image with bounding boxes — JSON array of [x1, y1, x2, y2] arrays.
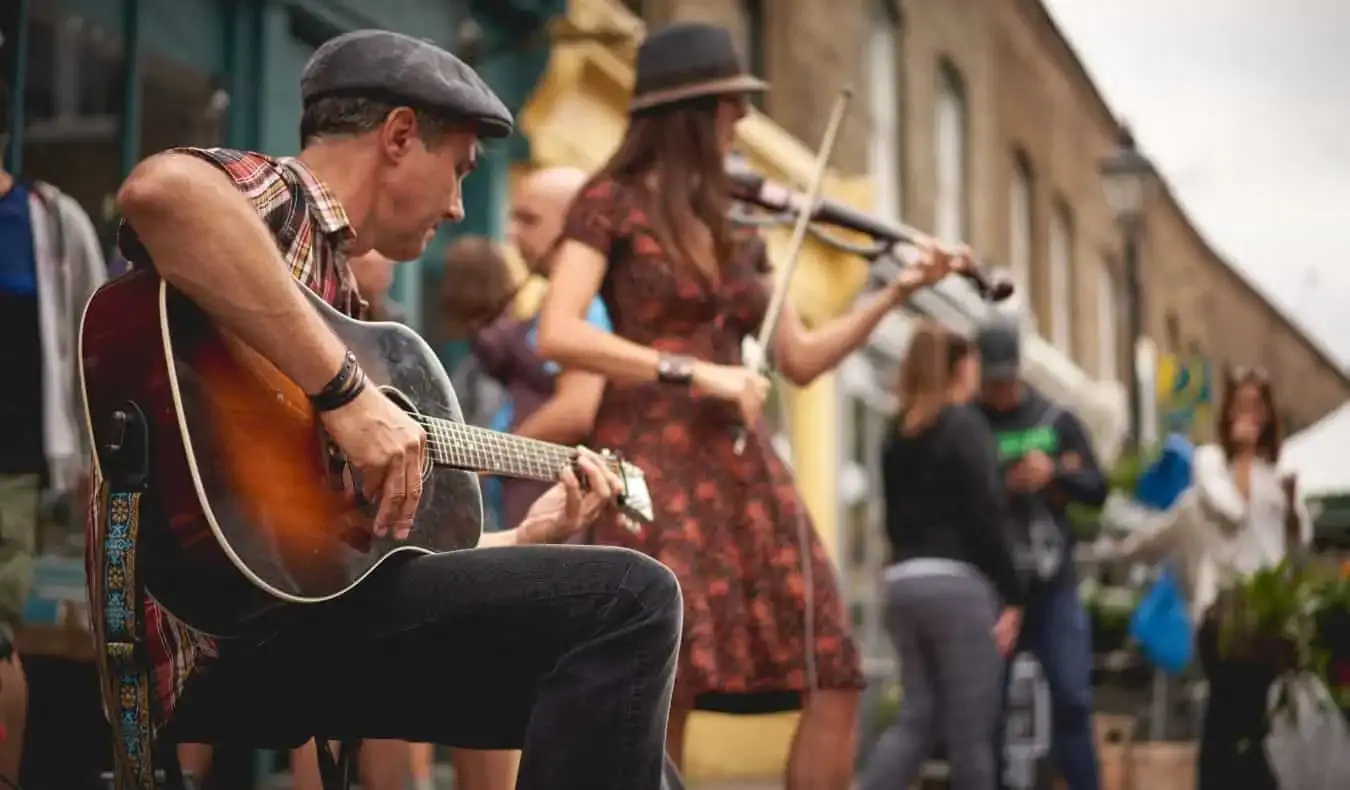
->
[[512, 369, 605, 445], [1192, 444, 1246, 530], [767, 244, 967, 387], [770, 287, 910, 387], [537, 240, 667, 383], [1106, 492, 1188, 564], [536, 187, 757, 405]]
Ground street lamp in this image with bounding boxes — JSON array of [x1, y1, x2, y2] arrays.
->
[[1099, 124, 1156, 452]]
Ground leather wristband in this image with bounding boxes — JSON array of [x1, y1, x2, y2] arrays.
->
[[656, 354, 695, 386], [310, 350, 367, 412]]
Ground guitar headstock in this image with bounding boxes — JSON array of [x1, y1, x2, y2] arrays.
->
[[603, 452, 654, 528]]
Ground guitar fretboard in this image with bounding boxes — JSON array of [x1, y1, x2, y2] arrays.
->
[[420, 415, 614, 482]]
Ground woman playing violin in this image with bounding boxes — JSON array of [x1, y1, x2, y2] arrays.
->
[[537, 21, 970, 788]]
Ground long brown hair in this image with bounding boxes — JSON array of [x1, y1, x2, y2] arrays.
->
[[588, 96, 734, 274], [897, 322, 972, 435], [1216, 366, 1282, 463], [439, 236, 518, 339]]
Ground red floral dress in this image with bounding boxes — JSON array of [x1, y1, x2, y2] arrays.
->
[[561, 178, 864, 708]]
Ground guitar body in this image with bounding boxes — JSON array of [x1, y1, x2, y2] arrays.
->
[[79, 269, 483, 637]]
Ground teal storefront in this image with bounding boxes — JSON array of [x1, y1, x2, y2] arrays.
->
[[3, 0, 558, 340]]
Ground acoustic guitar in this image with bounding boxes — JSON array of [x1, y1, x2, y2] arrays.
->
[[78, 269, 652, 638]]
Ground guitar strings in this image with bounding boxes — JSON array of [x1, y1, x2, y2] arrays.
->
[[406, 413, 626, 478]]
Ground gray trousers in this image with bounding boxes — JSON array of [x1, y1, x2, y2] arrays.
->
[[859, 559, 1005, 790]]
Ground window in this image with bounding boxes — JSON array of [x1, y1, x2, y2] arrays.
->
[[1098, 258, 1119, 380], [934, 60, 967, 241], [867, 1, 903, 218], [24, 13, 124, 141], [741, 0, 766, 109], [1009, 151, 1034, 322], [1048, 201, 1074, 353]]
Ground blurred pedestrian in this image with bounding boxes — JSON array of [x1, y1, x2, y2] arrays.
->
[[0, 75, 107, 785]]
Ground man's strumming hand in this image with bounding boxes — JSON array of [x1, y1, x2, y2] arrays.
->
[[319, 385, 427, 540]]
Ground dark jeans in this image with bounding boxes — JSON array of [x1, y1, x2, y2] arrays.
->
[[1197, 612, 1277, 790], [998, 578, 1100, 790], [165, 545, 682, 790]]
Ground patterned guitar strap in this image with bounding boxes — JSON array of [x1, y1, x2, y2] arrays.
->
[[95, 404, 188, 789]]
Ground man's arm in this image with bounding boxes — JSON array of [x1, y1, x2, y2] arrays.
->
[[477, 529, 520, 548], [512, 369, 605, 445], [118, 153, 347, 393], [1053, 412, 1109, 507]]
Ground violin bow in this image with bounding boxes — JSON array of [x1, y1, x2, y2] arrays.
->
[[734, 86, 855, 455]]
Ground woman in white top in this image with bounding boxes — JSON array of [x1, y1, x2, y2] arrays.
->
[[1109, 367, 1309, 790]]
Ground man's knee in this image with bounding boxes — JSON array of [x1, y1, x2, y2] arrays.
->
[[615, 549, 682, 641]]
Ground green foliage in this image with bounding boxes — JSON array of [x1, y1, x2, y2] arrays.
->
[[1218, 561, 1322, 672], [1218, 560, 1350, 716], [1107, 449, 1151, 494], [1066, 448, 1154, 541]]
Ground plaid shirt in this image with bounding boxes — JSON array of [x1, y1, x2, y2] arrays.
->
[[85, 147, 360, 727]]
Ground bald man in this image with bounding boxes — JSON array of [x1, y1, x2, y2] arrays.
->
[[509, 166, 588, 277], [458, 167, 612, 532]]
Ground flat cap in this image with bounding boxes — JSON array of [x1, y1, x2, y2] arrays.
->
[[301, 30, 513, 139]]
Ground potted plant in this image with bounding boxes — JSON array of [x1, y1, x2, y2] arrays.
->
[[1218, 561, 1323, 692]]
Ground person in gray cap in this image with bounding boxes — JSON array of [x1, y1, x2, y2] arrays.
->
[[102, 29, 680, 790], [975, 315, 1108, 790]]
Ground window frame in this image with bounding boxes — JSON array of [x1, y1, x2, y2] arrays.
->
[[867, 1, 904, 218], [934, 59, 968, 242], [1048, 200, 1074, 354], [1009, 150, 1035, 322]]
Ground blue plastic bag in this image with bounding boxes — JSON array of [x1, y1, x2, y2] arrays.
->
[[1134, 433, 1194, 511], [1130, 567, 1193, 674], [1128, 434, 1196, 675]]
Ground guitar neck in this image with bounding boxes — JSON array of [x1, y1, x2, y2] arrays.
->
[[420, 415, 607, 482]]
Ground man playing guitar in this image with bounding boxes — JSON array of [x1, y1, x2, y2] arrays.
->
[[88, 30, 681, 790]]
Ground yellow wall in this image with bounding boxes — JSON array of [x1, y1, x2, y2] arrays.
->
[[516, 0, 873, 779]]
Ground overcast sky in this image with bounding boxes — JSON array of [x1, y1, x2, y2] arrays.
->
[[1041, 0, 1350, 371]]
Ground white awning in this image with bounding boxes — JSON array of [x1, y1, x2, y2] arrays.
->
[[1282, 401, 1350, 499]]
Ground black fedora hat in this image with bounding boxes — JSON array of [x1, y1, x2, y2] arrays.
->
[[630, 22, 767, 113]]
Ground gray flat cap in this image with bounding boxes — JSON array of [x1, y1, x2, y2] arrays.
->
[[302, 30, 513, 139]]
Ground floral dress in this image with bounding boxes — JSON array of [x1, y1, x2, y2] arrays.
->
[[560, 177, 864, 707]]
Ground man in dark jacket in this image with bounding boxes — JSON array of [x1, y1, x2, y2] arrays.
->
[[977, 316, 1108, 790]]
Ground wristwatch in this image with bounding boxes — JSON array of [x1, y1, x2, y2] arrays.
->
[[656, 354, 695, 386]]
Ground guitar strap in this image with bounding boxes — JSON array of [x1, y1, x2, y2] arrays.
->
[[95, 402, 187, 789]]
